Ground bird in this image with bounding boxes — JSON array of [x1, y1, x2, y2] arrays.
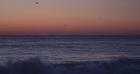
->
[[35, 2, 39, 5], [64, 24, 67, 27]]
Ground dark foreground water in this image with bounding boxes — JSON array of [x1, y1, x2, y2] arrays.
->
[[0, 35, 140, 63], [0, 58, 140, 74]]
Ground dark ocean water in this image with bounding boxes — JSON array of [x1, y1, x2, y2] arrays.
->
[[0, 35, 140, 63]]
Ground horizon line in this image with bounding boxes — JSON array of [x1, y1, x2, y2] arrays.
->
[[0, 34, 140, 36]]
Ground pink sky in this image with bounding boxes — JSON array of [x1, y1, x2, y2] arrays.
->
[[0, 0, 140, 35]]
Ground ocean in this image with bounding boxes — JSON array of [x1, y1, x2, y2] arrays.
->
[[0, 35, 140, 63]]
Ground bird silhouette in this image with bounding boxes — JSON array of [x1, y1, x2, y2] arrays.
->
[[35, 2, 39, 4]]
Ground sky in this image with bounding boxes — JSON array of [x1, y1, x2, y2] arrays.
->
[[0, 0, 140, 35]]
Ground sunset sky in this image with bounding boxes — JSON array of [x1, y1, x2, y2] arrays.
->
[[0, 0, 140, 35]]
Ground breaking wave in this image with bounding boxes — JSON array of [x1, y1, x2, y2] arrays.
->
[[0, 58, 140, 74]]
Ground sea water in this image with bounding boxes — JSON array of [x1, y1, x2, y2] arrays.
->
[[0, 35, 140, 63]]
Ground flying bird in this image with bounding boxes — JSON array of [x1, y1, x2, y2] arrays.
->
[[35, 1, 39, 7], [35, 2, 39, 4]]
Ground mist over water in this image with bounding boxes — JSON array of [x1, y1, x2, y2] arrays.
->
[[0, 35, 140, 63]]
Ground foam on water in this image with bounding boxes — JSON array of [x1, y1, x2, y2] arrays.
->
[[0, 35, 140, 63]]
